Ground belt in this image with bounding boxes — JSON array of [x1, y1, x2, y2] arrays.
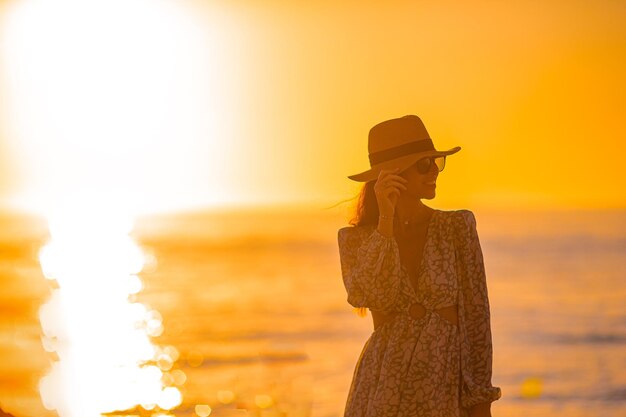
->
[[371, 302, 459, 331]]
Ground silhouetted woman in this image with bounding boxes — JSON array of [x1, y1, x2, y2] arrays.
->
[[338, 115, 501, 417]]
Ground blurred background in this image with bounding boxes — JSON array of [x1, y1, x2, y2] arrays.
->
[[0, 0, 624, 416]]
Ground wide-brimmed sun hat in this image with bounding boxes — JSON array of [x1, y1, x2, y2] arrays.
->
[[348, 115, 461, 182]]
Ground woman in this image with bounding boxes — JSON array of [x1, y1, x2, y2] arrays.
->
[[337, 115, 501, 417]]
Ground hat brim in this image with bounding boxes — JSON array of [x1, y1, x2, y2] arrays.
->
[[347, 146, 461, 182]]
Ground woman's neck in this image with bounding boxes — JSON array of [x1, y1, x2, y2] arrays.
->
[[395, 198, 430, 224]]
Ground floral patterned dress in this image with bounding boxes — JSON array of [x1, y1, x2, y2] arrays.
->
[[337, 209, 501, 417]]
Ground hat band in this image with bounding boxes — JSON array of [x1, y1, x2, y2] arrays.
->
[[368, 139, 435, 166]]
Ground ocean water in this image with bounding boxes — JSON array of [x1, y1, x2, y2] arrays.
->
[[0, 207, 625, 417]]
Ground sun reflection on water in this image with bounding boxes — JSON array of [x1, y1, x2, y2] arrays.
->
[[37, 207, 183, 417]]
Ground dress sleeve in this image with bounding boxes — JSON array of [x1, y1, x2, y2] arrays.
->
[[337, 226, 403, 314], [454, 210, 502, 409]]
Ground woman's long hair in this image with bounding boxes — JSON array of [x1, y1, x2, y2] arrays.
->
[[326, 179, 380, 318], [349, 180, 380, 227], [346, 180, 380, 318]]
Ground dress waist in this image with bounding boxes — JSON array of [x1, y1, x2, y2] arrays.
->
[[371, 302, 459, 330]]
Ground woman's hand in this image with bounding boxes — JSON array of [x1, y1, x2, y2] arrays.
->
[[374, 167, 408, 216]]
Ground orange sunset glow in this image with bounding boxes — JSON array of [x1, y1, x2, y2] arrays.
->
[[0, 1, 625, 417], [0, 0, 624, 213]]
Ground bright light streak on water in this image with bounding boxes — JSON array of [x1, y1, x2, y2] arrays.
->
[[37, 206, 182, 417]]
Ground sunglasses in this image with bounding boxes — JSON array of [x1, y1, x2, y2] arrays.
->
[[414, 156, 446, 174]]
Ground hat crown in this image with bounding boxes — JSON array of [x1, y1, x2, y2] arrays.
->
[[347, 114, 461, 182], [368, 115, 431, 153]]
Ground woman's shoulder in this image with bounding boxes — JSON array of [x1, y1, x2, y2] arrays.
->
[[452, 209, 476, 226], [338, 223, 376, 237], [435, 208, 475, 223], [337, 209, 477, 241], [435, 209, 477, 237], [337, 224, 376, 246]]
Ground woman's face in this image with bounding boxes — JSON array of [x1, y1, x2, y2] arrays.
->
[[399, 157, 439, 200]]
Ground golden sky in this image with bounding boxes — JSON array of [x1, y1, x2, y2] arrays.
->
[[0, 0, 624, 214]]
